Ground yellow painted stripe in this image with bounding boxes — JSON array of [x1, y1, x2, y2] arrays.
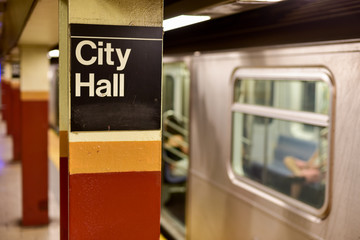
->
[[60, 130, 69, 158], [21, 91, 49, 101], [160, 234, 167, 240], [10, 81, 20, 89], [69, 141, 161, 174], [69, 130, 161, 142], [48, 129, 60, 170]]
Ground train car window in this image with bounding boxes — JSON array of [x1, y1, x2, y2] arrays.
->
[[161, 62, 190, 235], [230, 68, 333, 216], [234, 79, 329, 115], [164, 75, 175, 112]]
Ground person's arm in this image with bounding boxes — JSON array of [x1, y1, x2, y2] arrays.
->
[[165, 135, 188, 154], [284, 156, 302, 176], [307, 151, 319, 168]]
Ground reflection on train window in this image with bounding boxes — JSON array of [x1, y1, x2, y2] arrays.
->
[[161, 62, 190, 234], [164, 75, 175, 112], [232, 114, 328, 208], [233, 79, 329, 114], [231, 71, 332, 212]]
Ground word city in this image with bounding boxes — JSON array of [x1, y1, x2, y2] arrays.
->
[[74, 40, 131, 97]]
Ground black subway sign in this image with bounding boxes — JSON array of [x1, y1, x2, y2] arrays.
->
[[70, 24, 162, 131]]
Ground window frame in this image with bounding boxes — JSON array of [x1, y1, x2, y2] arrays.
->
[[228, 67, 335, 219]]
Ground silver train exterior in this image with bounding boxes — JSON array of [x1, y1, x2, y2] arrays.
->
[[164, 40, 360, 240]]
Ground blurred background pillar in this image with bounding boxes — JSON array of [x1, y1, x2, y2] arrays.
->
[[19, 45, 49, 226]]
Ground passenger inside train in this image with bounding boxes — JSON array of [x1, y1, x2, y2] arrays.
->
[[231, 75, 329, 209], [284, 150, 326, 184], [163, 114, 189, 181]]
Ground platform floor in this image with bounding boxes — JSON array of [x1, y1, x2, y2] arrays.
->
[[0, 119, 60, 239], [0, 160, 60, 240], [0, 115, 166, 240]]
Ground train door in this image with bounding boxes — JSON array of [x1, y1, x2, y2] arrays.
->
[[161, 62, 190, 239]]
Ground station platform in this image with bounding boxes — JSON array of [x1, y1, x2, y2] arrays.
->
[[0, 161, 60, 239], [0, 114, 166, 240], [0, 114, 60, 239]]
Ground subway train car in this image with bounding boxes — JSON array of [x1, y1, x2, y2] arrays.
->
[[161, 0, 360, 239]]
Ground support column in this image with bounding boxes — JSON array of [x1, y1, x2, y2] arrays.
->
[[7, 62, 20, 138], [2, 62, 12, 134], [11, 80, 21, 161], [10, 61, 21, 161], [20, 45, 49, 226], [59, 0, 69, 239], [1, 70, 4, 117], [60, 0, 163, 239]]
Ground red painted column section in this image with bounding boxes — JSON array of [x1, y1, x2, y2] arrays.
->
[[21, 100, 49, 225], [1, 81, 5, 117], [69, 172, 161, 239], [2, 81, 9, 125], [60, 156, 69, 240], [12, 86, 21, 161], [6, 83, 13, 136]]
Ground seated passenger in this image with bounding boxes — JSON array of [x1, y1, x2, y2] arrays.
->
[[284, 150, 326, 198], [163, 114, 189, 178], [165, 134, 188, 154], [283, 151, 325, 184], [164, 134, 189, 177]]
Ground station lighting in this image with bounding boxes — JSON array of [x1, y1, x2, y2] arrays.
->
[[163, 15, 211, 32], [255, 0, 283, 1], [47, 49, 59, 59]]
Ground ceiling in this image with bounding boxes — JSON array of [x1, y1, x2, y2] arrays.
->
[[0, 0, 281, 58], [164, 0, 278, 19]]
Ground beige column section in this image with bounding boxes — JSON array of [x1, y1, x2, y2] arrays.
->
[[20, 45, 49, 225], [60, 0, 163, 239], [20, 46, 50, 98]]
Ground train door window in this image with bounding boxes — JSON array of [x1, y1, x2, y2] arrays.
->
[[164, 75, 175, 112], [230, 68, 333, 217], [161, 62, 190, 236]]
